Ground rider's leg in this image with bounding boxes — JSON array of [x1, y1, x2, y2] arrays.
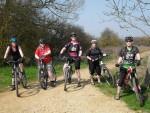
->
[[75, 59, 81, 86], [19, 63, 24, 74], [115, 67, 127, 100], [47, 62, 55, 81], [89, 61, 95, 84], [76, 69, 81, 82], [95, 61, 101, 83], [11, 69, 15, 91], [47, 63, 56, 87], [115, 86, 121, 100]]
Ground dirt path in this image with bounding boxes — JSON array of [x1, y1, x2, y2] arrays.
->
[[1, 51, 149, 113], [0, 69, 134, 113]]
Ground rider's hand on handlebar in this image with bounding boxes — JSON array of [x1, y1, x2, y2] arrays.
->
[[89, 57, 93, 62], [4, 58, 8, 63], [91, 59, 95, 62], [115, 63, 120, 67], [136, 60, 141, 66], [39, 55, 46, 60], [59, 54, 63, 59]]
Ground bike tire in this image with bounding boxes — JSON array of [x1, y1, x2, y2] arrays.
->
[[21, 73, 27, 88], [15, 72, 19, 97], [44, 74, 48, 89], [64, 67, 70, 91], [132, 77, 144, 106], [39, 70, 48, 90], [101, 66, 114, 86]]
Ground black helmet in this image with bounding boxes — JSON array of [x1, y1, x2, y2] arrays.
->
[[39, 38, 45, 44], [125, 36, 133, 42], [70, 32, 77, 37]]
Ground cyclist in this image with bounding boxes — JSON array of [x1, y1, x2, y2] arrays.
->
[[4, 36, 25, 91], [60, 32, 82, 87], [86, 40, 103, 84], [115, 36, 141, 100], [35, 38, 56, 87]]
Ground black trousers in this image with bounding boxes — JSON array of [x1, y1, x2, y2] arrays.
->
[[88, 60, 101, 76], [118, 67, 137, 87]]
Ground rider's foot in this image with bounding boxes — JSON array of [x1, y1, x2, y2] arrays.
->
[[50, 81, 56, 87], [91, 80, 95, 85], [68, 77, 72, 84], [77, 81, 81, 87], [10, 85, 15, 91], [97, 78, 101, 84], [90, 78, 95, 85], [114, 94, 120, 100]]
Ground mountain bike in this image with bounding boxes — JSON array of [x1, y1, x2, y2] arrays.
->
[[38, 56, 57, 89], [38, 57, 48, 90], [115, 63, 144, 106], [7, 59, 27, 97], [63, 57, 73, 91], [91, 54, 114, 86]]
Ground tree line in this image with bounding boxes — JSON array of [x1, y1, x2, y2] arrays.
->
[[0, 0, 93, 65], [0, 0, 150, 66]]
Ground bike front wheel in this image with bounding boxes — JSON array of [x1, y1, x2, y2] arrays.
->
[[15, 72, 19, 97], [39, 70, 48, 90], [64, 67, 70, 91], [21, 72, 27, 88], [101, 66, 114, 86], [132, 77, 144, 107]]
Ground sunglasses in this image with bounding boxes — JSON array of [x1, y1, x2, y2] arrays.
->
[[126, 40, 133, 42]]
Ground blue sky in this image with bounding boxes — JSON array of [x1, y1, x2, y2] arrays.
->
[[74, 0, 146, 38]]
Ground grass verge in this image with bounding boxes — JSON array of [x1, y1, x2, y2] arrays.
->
[[0, 60, 87, 92], [96, 56, 150, 112]]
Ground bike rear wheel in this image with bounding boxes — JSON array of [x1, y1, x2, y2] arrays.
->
[[101, 66, 114, 86], [132, 77, 144, 106]]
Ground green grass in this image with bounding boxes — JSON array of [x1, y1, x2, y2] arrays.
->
[[96, 83, 150, 112], [0, 60, 87, 92], [96, 56, 150, 112], [0, 67, 11, 92]]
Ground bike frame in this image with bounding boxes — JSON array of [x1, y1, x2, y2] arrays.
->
[[9, 61, 21, 80], [125, 66, 141, 92], [38, 59, 48, 80]]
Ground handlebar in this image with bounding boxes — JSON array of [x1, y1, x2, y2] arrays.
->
[[115, 60, 141, 68], [7, 58, 22, 64], [39, 55, 46, 61]]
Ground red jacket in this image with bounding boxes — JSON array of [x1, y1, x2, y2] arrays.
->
[[35, 45, 52, 64]]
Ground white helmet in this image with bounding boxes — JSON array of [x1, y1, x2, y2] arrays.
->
[[91, 39, 97, 44]]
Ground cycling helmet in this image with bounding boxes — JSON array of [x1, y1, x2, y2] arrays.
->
[[125, 36, 133, 42], [10, 37, 17, 43], [39, 38, 45, 44], [70, 32, 77, 37], [91, 39, 97, 44]]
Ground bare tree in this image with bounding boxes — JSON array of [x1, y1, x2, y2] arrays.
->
[[105, 0, 150, 36], [0, 0, 84, 19]]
